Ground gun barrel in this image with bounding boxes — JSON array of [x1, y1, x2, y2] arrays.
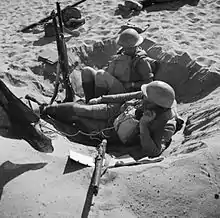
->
[[56, 2, 64, 34]]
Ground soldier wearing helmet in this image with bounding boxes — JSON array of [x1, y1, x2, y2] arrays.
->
[[80, 28, 158, 104], [116, 27, 144, 48], [42, 81, 183, 158]]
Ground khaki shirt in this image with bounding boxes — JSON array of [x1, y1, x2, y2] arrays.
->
[[106, 49, 156, 89]]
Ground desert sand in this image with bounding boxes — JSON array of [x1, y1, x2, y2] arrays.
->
[[0, 0, 220, 217]]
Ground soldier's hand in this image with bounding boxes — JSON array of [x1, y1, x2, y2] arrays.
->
[[88, 97, 102, 105], [139, 110, 156, 124]]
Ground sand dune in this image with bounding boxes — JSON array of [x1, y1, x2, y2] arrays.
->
[[0, 0, 220, 217]]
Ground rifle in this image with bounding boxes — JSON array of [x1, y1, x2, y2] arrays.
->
[[51, 2, 75, 103], [81, 139, 107, 217], [92, 139, 107, 195], [20, 0, 86, 33]]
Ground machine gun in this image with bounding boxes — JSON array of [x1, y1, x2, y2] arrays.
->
[[50, 2, 75, 103], [20, 0, 86, 33]]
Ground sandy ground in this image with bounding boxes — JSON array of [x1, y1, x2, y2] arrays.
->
[[0, 0, 220, 217]]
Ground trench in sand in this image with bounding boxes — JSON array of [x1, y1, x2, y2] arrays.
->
[[1, 37, 220, 158], [67, 38, 220, 157]]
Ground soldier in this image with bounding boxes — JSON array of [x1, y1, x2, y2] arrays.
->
[[42, 81, 183, 158], [80, 28, 158, 103]]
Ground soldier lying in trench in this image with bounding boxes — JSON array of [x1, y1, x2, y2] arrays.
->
[[41, 81, 184, 158]]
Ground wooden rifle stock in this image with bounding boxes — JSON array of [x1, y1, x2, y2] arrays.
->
[[51, 3, 75, 103], [81, 139, 107, 216], [57, 2, 75, 102], [20, 0, 86, 33]]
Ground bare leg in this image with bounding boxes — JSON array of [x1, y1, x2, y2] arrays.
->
[[82, 67, 126, 99]]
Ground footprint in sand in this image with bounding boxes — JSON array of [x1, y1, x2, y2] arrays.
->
[[198, 12, 206, 16], [180, 141, 208, 155], [147, 27, 159, 33], [196, 57, 216, 67], [8, 52, 16, 58], [162, 24, 172, 30], [186, 12, 196, 19], [180, 41, 190, 46], [212, 18, 220, 24], [186, 12, 200, 23], [100, 30, 111, 36], [161, 19, 171, 24], [200, 164, 211, 178], [174, 32, 183, 41]]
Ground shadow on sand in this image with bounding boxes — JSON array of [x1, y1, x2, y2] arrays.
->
[[33, 35, 73, 46], [0, 161, 47, 201], [63, 157, 89, 174]]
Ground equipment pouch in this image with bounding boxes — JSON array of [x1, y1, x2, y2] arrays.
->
[[113, 105, 139, 144]]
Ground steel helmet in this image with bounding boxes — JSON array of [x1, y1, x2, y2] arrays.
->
[[141, 81, 175, 108], [116, 28, 144, 48]]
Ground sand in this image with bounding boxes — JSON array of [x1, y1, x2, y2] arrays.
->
[[0, 0, 220, 217]]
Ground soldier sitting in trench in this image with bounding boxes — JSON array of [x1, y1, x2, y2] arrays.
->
[[80, 28, 158, 104]]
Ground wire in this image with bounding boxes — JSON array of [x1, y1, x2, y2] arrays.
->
[[39, 120, 115, 143]]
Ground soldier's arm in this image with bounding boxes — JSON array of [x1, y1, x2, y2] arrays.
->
[[133, 58, 154, 89], [139, 117, 176, 158], [160, 119, 177, 152], [139, 124, 161, 158]]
